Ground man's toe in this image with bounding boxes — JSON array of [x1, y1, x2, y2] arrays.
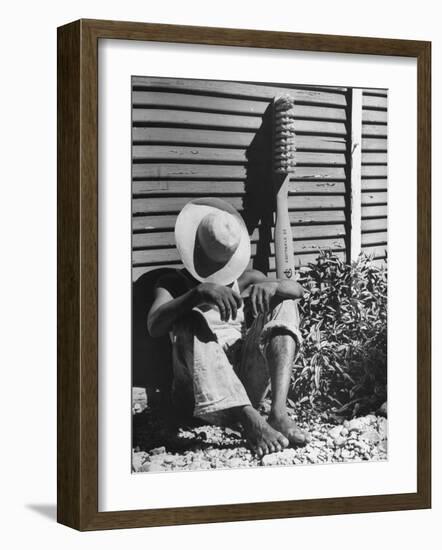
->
[[261, 442, 270, 456], [273, 441, 282, 453], [290, 429, 307, 445], [254, 445, 261, 457], [277, 433, 290, 448]]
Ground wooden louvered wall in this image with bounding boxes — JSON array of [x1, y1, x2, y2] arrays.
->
[[131, 77, 386, 281], [360, 88, 388, 265]]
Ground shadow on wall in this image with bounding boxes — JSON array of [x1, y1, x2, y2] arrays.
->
[[132, 268, 174, 397], [243, 103, 273, 275]]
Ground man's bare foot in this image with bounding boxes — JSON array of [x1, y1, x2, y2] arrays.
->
[[238, 405, 289, 457], [268, 412, 310, 447]]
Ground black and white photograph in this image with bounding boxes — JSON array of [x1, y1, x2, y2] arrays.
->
[[131, 75, 388, 473], [0, 0, 435, 540]]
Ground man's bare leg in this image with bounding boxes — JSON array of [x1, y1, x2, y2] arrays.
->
[[234, 404, 289, 457], [265, 331, 310, 446]]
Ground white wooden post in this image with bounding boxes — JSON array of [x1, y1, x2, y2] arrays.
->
[[350, 89, 362, 262]]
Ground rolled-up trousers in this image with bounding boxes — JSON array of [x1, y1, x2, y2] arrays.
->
[[170, 299, 302, 424]]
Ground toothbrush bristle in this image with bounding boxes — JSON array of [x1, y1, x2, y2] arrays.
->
[[273, 94, 296, 174]]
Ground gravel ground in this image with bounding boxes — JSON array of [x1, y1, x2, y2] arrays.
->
[[132, 388, 387, 473]]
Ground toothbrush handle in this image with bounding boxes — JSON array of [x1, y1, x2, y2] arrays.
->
[[274, 174, 295, 279]]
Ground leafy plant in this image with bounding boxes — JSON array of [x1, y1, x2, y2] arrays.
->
[[291, 250, 387, 417]]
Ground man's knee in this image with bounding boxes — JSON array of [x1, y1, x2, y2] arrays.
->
[[266, 328, 297, 354], [174, 309, 215, 343], [260, 322, 301, 364], [262, 298, 302, 349], [269, 297, 300, 321], [268, 326, 297, 342]]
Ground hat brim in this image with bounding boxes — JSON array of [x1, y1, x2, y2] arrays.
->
[[174, 198, 251, 286]]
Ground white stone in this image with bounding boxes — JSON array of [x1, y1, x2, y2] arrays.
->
[[347, 419, 364, 432], [334, 436, 347, 447], [328, 425, 343, 439]]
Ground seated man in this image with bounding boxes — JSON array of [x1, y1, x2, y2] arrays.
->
[[148, 198, 310, 457]]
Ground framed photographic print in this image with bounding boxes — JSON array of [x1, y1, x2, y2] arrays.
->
[[57, 19, 431, 530]]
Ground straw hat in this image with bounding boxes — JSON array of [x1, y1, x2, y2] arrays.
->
[[174, 198, 251, 285]]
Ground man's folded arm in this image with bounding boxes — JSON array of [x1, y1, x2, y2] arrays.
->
[[147, 286, 197, 338], [239, 269, 306, 299]]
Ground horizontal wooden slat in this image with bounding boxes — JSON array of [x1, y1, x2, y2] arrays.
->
[[133, 127, 255, 147], [133, 91, 267, 114], [133, 237, 346, 265], [133, 180, 347, 197], [361, 138, 388, 151], [361, 192, 388, 206], [133, 92, 346, 121], [132, 224, 347, 249], [293, 249, 346, 266], [133, 248, 191, 265], [361, 244, 387, 258], [133, 146, 347, 166], [132, 232, 181, 249], [293, 136, 347, 151], [361, 165, 388, 178], [362, 110, 388, 123], [133, 164, 247, 180], [133, 249, 178, 265], [133, 180, 245, 196], [247, 103, 345, 121], [133, 215, 179, 232], [133, 145, 246, 163], [132, 76, 348, 106], [132, 264, 178, 281], [286, 224, 346, 239], [361, 232, 387, 245], [362, 89, 388, 97], [362, 95, 388, 109], [361, 179, 388, 192], [289, 180, 346, 193], [361, 152, 388, 164], [361, 205, 388, 218], [132, 164, 347, 180], [361, 124, 388, 137], [133, 128, 347, 151], [133, 196, 242, 214], [133, 110, 348, 136], [361, 218, 387, 232], [133, 109, 260, 129], [133, 210, 347, 232], [133, 195, 346, 215], [371, 258, 388, 269], [133, 196, 244, 214], [292, 167, 347, 180]]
